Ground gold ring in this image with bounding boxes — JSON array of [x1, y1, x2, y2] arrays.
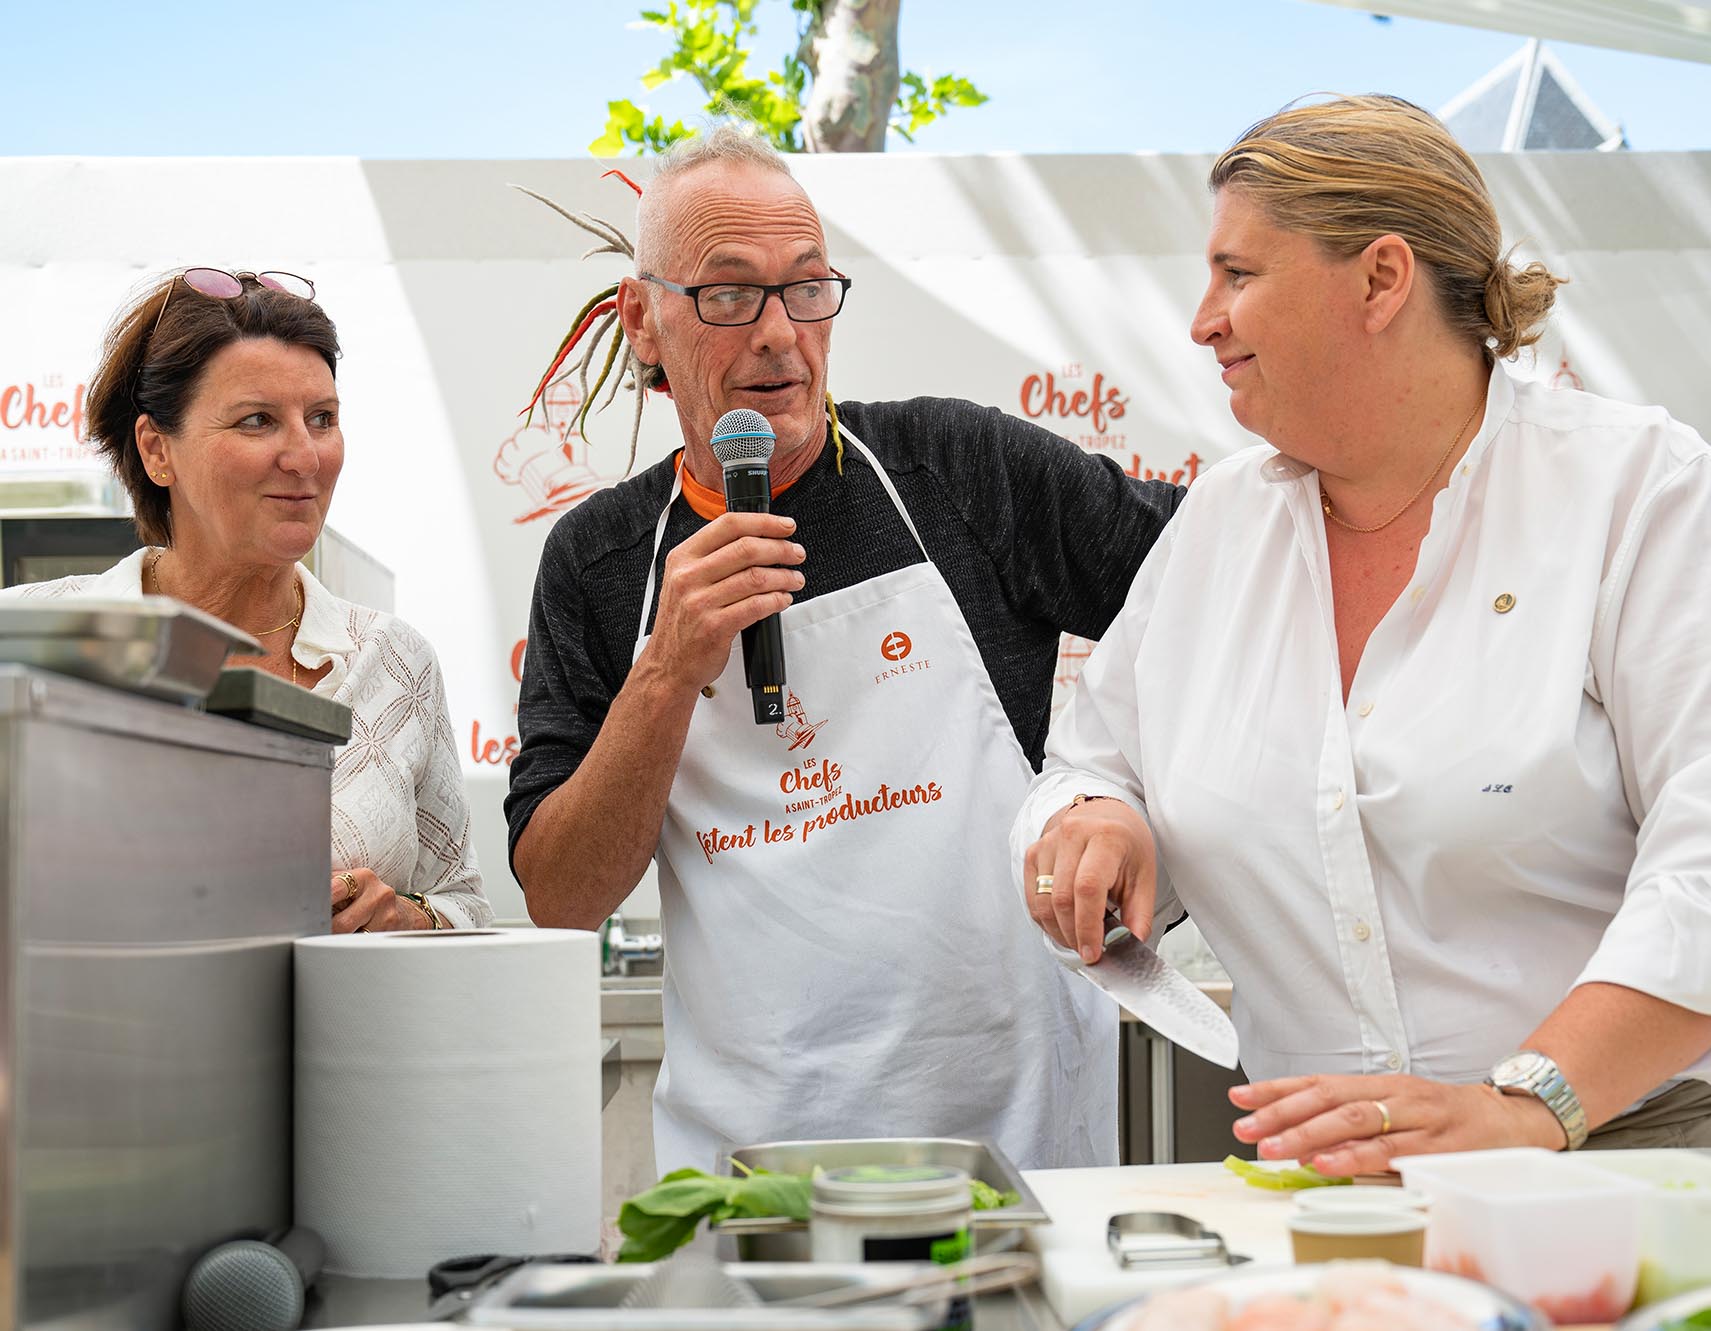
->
[[338, 871, 359, 905], [1034, 875, 1054, 895], [1374, 1099, 1393, 1135]]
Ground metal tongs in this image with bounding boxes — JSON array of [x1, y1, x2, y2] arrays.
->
[[779, 1252, 1040, 1309]]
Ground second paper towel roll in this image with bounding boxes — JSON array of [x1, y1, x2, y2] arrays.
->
[[295, 928, 600, 1277]]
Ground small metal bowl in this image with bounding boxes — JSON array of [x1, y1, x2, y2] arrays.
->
[[711, 1137, 1048, 1262]]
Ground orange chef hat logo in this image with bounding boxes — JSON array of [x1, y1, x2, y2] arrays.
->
[[880, 630, 912, 662]]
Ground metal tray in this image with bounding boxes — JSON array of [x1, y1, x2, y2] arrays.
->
[[204, 666, 352, 742], [711, 1137, 1048, 1262], [0, 597, 261, 703], [463, 1260, 949, 1329]]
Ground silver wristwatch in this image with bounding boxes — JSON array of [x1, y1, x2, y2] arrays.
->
[[1486, 1050, 1588, 1151]]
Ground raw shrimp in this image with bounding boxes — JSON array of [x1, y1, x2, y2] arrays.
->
[[1327, 1289, 1476, 1331], [1228, 1292, 1332, 1331], [1315, 1261, 1408, 1312], [1108, 1286, 1229, 1331]]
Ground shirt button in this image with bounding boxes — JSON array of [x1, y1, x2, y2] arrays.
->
[[1332, 789, 1345, 811], [1358, 702, 1374, 717], [1354, 920, 1371, 942], [1410, 587, 1424, 605], [1386, 1051, 1402, 1070]]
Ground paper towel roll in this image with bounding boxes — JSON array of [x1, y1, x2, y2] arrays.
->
[[295, 928, 600, 1278]]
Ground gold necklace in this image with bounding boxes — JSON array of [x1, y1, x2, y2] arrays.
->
[[148, 548, 304, 685], [1320, 399, 1483, 535]]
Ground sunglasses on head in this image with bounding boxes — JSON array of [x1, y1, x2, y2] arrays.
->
[[152, 267, 317, 334]]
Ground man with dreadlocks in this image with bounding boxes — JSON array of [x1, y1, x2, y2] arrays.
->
[[506, 125, 1183, 1174]]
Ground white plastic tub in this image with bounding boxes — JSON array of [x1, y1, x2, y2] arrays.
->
[[1580, 1148, 1711, 1306], [1399, 1147, 1649, 1324]]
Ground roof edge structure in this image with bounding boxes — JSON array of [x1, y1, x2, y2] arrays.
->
[[1303, 0, 1711, 66]]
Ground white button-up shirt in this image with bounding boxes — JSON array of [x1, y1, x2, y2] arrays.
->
[[1014, 365, 1711, 1091], [6, 549, 492, 928]]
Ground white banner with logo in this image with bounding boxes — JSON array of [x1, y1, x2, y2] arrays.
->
[[5, 151, 1710, 921]]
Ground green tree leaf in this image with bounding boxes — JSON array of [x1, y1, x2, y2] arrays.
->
[[595, 0, 985, 155]]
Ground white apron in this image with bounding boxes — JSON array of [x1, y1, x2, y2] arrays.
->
[[635, 429, 1117, 1175]]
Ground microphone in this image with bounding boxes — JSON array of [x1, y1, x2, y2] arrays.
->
[[710, 408, 787, 724], [182, 1227, 325, 1331]]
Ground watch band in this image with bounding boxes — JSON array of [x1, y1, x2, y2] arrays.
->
[[1487, 1050, 1589, 1151], [403, 891, 442, 930]]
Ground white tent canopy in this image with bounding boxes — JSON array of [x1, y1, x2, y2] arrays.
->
[[1308, 0, 1711, 64], [1440, 39, 1626, 150]]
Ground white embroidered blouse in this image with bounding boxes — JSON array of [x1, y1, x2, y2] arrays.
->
[[5, 548, 492, 928]]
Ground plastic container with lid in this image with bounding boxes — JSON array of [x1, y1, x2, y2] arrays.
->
[[1580, 1148, 1711, 1306], [811, 1165, 973, 1330], [1399, 1147, 1649, 1324]]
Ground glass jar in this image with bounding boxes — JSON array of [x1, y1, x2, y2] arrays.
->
[[810, 1164, 973, 1329]]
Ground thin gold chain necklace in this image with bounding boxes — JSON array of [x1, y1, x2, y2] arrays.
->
[[148, 549, 304, 685], [1320, 399, 1483, 535]]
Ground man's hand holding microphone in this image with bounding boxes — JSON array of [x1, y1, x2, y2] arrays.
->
[[640, 410, 803, 711]]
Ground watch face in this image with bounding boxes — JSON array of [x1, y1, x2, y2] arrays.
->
[[1492, 1051, 1541, 1085]]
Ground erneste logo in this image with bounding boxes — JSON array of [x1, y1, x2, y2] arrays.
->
[[875, 628, 931, 686]]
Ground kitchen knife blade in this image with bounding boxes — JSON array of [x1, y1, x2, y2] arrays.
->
[[1050, 910, 1240, 1069]]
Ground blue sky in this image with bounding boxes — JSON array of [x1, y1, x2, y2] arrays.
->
[[4, 0, 1709, 157]]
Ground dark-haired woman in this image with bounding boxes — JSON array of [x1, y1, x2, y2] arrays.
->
[[1016, 96, 1711, 1165], [4, 268, 491, 932]]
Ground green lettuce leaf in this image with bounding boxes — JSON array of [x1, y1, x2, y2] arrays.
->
[[618, 1165, 1015, 1261], [970, 1179, 1021, 1210]]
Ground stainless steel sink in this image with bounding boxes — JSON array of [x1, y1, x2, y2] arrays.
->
[[600, 974, 663, 1028]]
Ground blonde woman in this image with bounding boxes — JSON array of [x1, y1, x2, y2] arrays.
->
[[1016, 96, 1711, 1166]]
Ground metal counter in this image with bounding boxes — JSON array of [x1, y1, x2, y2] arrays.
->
[[301, 1272, 1066, 1329], [602, 1037, 622, 1109]]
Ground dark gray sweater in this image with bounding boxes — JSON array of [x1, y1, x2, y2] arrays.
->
[[505, 396, 1184, 868]]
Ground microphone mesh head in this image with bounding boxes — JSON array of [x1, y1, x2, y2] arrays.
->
[[710, 409, 775, 467], [182, 1240, 304, 1331]]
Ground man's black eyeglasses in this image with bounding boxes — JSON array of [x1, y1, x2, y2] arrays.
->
[[641, 271, 852, 327]]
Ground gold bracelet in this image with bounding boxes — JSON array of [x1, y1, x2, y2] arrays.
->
[[1071, 793, 1117, 808], [403, 892, 441, 930]]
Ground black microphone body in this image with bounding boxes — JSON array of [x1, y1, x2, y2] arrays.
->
[[710, 408, 787, 725], [724, 460, 787, 724]]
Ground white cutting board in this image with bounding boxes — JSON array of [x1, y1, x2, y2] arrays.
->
[[1021, 1163, 1299, 1326]]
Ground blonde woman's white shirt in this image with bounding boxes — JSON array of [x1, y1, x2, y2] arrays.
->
[[5, 549, 492, 928], [1014, 364, 1711, 1090]]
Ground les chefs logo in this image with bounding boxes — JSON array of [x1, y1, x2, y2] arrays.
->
[[875, 628, 930, 685]]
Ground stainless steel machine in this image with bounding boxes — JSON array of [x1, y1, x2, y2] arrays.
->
[[0, 662, 335, 1328], [0, 469, 396, 610]]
